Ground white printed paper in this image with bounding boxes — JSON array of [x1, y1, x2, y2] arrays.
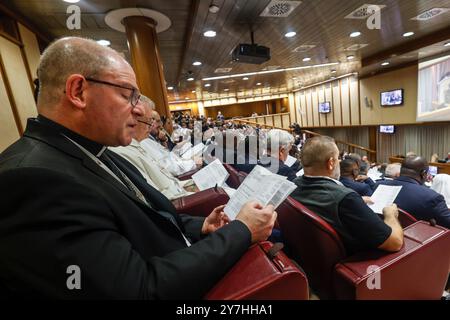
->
[[224, 165, 297, 220], [368, 185, 403, 214], [296, 169, 304, 177], [192, 159, 229, 191], [181, 143, 205, 160], [284, 155, 297, 167]]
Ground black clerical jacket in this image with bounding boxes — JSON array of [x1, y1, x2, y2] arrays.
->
[[0, 118, 251, 299]]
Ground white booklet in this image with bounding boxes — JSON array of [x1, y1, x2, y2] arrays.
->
[[192, 159, 229, 191], [284, 155, 297, 167], [224, 165, 297, 220], [368, 185, 403, 214], [181, 143, 205, 160]]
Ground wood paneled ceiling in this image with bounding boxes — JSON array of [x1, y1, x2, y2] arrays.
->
[[3, 0, 450, 103]]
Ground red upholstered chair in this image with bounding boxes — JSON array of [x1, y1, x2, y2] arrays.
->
[[223, 163, 242, 189], [176, 168, 200, 181], [172, 187, 229, 217], [205, 241, 309, 300], [277, 197, 450, 300]]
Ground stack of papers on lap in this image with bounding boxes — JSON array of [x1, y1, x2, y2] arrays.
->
[[192, 159, 229, 191], [224, 165, 297, 220], [368, 185, 402, 214]]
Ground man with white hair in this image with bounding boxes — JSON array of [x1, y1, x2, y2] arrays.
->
[[0, 37, 277, 299], [385, 163, 401, 180], [259, 129, 298, 181]]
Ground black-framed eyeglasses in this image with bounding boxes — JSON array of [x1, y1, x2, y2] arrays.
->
[[136, 117, 153, 126], [85, 77, 141, 107]]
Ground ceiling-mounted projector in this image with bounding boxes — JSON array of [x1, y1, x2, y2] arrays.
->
[[231, 30, 271, 64], [232, 43, 271, 64]]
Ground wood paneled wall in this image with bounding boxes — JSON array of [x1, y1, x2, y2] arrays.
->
[[0, 23, 40, 152], [292, 75, 360, 128]]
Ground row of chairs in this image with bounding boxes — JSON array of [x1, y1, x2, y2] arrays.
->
[[172, 164, 450, 300]]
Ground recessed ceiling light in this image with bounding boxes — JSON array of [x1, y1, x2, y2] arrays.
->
[[192, 61, 202, 66], [303, 57, 311, 62], [350, 31, 361, 38], [444, 42, 450, 47], [209, 5, 220, 13], [63, 0, 80, 3], [403, 32, 415, 37], [167, 86, 174, 90], [96, 39, 110, 46], [381, 62, 390, 66], [185, 97, 189, 100], [331, 76, 336, 79], [203, 30, 216, 37], [256, 82, 262, 86], [191, 90, 196, 93], [347, 55, 355, 60], [242, 77, 249, 80], [224, 88, 229, 91], [285, 31, 297, 38], [331, 69, 337, 73], [187, 77, 194, 81], [204, 83, 211, 87]]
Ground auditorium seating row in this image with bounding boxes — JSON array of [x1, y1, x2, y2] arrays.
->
[[173, 165, 450, 300]]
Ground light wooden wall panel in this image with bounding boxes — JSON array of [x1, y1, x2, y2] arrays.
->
[[332, 82, 342, 126], [18, 23, 41, 80], [318, 85, 327, 126], [325, 84, 333, 126], [282, 114, 290, 129], [350, 78, 360, 125], [305, 90, 313, 126], [0, 70, 20, 152], [312, 88, 319, 127], [300, 92, 307, 127], [340, 78, 351, 126], [0, 37, 37, 131]]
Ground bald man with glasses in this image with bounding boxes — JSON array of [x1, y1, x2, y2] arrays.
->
[[0, 37, 277, 299]]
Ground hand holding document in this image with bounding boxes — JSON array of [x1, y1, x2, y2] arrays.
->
[[224, 165, 297, 220], [368, 185, 403, 214], [192, 159, 229, 191]]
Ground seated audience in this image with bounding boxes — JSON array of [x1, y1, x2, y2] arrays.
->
[[375, 156, 450, 228], [0, 37, 277, 299], [141, 110, 202, 176], [431, 174, 450, 208], [111, 96, 196, 200], [290, 136, 403, 254], [339, 158, 373, 197]]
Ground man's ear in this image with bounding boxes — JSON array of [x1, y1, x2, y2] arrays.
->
[[65, 74, 87, 109], [327, 157, 334, 171]]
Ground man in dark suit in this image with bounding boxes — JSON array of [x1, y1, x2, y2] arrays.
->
[[0, 37, 276, 299], [375, 156, 450, 229]]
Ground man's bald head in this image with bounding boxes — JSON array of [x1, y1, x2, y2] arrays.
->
[[301, 135, 340, 179], [37, 37, 130, 107], [401, 156, 428, 183]]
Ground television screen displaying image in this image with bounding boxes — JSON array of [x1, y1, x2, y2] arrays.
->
[[417, 54, 450, 122], [381, 89, 403, 106], [318, 101, 331, 113], [379, 125, 395, 133]]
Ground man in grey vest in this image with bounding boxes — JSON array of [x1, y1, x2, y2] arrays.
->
[[290, 136, 403, 255]]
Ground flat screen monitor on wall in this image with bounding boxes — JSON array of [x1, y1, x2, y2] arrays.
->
[[379, 125, 395, 134], [318, 101, 331, 113], [417, 54, 450, 122], [380, 89, 403, 106]]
